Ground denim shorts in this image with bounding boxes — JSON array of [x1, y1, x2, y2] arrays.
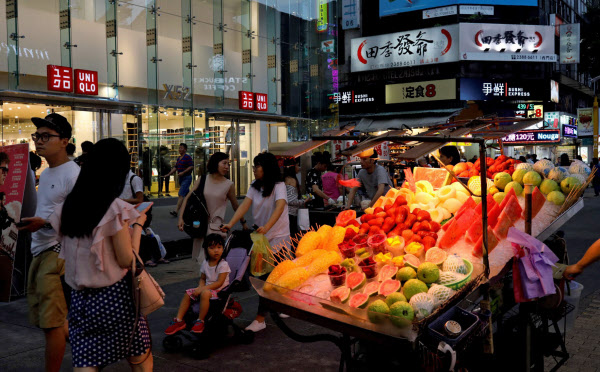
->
[[178, 175, 192, 197]]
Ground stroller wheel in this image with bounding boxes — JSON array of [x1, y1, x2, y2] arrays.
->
[[239, 329, 255, 344], [191, 344, 210, 360], [162, 335, 183, 352]]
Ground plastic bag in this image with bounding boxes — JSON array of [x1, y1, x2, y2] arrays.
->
[[250, 233, 274, 277], [297, 208, 310, 231]]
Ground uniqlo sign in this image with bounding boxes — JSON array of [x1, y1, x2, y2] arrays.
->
[[239, 91, 254, 110], [74, 69, 98, 95], [255, 93, 268, 111], [47, 65, 73, 92]]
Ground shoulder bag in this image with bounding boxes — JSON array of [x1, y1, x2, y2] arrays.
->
[[182, 175, 210, 239], [131, 249, 165, 316]]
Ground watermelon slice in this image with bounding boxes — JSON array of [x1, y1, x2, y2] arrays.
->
[[378, 279, 402, 296], [439, 209, 477, 249], [363, 281, 381, 297], [346, 272, 366, 291], [472, 227, 500, 257], [413, 167, 452, 190], [503, 195, 523, 222], [442, 218, 455, 232], [522, 187, 546, 220], [465, 218, 483, 243], [330, 286, 351, 303], [349, 292, 370, 308], [475, 194, 498, 216], [378, 265, 399, 281], [455, 197, 476, 218], [487, 204, 501, 229], [499, 187, 517, 210], [493, 210, 514, 239]]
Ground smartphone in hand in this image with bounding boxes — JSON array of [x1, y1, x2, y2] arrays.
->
[[136, 202, 154, 212]]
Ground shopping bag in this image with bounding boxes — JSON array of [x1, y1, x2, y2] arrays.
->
[[250, 232, 274, 277], [507, 227, 559, 301], [297, 208, 310, 231]]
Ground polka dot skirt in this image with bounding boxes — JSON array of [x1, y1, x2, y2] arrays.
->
[[69, 276, 151, 368]]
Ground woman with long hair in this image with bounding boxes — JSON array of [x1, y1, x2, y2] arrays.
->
[[178, 151, 248, 267], [283, 157, 305, 239], [439, 145, 461, 166], [55, 138, 153, 371], [221, 152, 290, 333]]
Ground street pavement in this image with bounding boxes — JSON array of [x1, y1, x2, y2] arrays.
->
[[2, 192, 600, 371]]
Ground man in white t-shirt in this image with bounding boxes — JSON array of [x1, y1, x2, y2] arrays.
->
[[18, 113, 80, 372], [119, 169, 144, 204], [344, 148, 392, 210]]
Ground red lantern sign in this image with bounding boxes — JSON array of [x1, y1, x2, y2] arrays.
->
[[47, 65, 73, 93], [255, 93, 268, 111], [74, 69, 99, 95], [239, 91, 254, 110]]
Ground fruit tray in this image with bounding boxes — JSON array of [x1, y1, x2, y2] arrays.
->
[[427, 305, 479, 347]]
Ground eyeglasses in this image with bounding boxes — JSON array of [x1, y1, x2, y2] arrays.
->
[[31, 133, 61, 142], [252, 165, 262, 170], [0, 167, 8, 174]]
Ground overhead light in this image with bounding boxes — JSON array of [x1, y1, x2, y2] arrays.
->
[[15, 116, 18, 118], [26, 105, 30, 108], [8, 108, 11, 110], [484, 48, 490, 52], [17, 107, 20, 109]]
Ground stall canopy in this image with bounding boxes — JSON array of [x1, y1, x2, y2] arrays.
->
[[353, 108, 463, 132], [274, 126, 356, 158]]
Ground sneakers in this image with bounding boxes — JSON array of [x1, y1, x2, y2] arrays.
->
[[245, 320, 266, 332], [164, 318, 186, 335], [279, 313, 290, 319], [190, 319, 205, 334]]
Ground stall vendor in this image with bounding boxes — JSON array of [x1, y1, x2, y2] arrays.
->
[[306, 153, 336, 208], [344, 149, 392, 210]]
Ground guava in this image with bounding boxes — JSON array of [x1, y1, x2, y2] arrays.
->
[[488, 186, 499, 195], [402, 279, 428, 300], [385, 292, 407, 307], [505, 181, 523, 196], [396, 267, 417, 282], [547, 190, 566, 205], [494, 172, 512, 190], [523, 171, 542, 187], [539, 179, 560, 196], [417, 262, 440, 284], [561, 176, 582, 194], [512, 169, 528, 185], [493, 192, 506, 204], [367, 299, 390, 323], [389, 301, 414, 327]]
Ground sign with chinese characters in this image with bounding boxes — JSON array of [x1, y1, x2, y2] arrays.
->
[[459, 23, 556, 62], [502, 130, 561, 144], [238, 91, 254, 110], [423, 6, 457, 19], [317, 0, 328, 32], [342, 0, 360, 30], [380, 0, 536, 17], [562, 123, 578, 138], [47, 65, 72, 93], [545, 112, 560, 129], [255, 93, 268, 111], [560, 23, 580, 64], [332, 86, 383, 114], [350, 25, 459, 72], [74, 69, 98, 95], [335, 90, 378, 105], [459, 5, 494, 15], [460, 78, 549, 101], [577, 108, 593, 136], [386, 79, 456, 104]]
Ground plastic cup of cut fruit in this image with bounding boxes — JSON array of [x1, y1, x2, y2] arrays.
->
[[352, 234, 369, 249], [367, 234, 387, 255], [328, 265, 347, 287], [339, 241, 357, 259], [358, 257, 378, 279]]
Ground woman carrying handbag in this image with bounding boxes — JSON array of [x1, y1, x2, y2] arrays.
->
[[51, 138, 153, 371], [178, 152, 248, 268]]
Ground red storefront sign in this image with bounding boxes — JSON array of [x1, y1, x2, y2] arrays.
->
[[74, 69, 98, 95], [47, 65, 73, 93], [239, 91, 254, 110], [255, 93, 268, 111]]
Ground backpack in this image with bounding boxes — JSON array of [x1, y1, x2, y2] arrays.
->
[[182, 175, 210, 239], [130, 175, 153, 228]]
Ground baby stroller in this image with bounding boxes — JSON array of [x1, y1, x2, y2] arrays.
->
[[162, 230, 255, 359]]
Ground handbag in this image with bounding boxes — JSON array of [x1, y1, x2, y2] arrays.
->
[[297, 208, 310, 231], [182, 175, 210, 239], [131, 249, 165, 316]]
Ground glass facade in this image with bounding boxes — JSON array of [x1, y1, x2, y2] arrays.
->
[[0, 0, 339, 196]]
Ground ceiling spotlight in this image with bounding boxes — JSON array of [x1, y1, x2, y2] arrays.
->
[[26, 105, 30, 108], [8, 108, 12, 110]]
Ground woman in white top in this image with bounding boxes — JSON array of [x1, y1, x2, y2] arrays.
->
[[221, 152, 290, 332]]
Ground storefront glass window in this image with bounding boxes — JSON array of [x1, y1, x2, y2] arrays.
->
[[117, 0, 148, 102]]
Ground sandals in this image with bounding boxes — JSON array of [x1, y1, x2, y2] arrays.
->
[[145, 260, 157, 267], [157, 258, 170, 264]]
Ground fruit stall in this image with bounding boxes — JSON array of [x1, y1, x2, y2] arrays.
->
[[251, 128, 591, 370]]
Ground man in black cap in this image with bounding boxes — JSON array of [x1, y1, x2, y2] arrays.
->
[[18, 113, 80, 372]]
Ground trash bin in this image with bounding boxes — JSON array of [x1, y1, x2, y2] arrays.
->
[[561, 281, 584, 332]]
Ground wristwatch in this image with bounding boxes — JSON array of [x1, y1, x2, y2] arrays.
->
[[43, 222, 53, 229]]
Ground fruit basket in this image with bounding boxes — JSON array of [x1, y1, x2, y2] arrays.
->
[[445, 258, 473, 291]]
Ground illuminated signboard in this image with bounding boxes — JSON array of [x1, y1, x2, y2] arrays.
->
[[74, 69, 98, 95], [386, 79, 456, 104], [47, 65, 73, 93], [562, 124, 578, 138], [515, 103, 543, 119], [255, 93, 268, 111], [317, 0, 328, 32], [460, 78, 549, 101], [502, 129, 560, 144], [380, 0, 536, 17], [238, 91, 254, 110]]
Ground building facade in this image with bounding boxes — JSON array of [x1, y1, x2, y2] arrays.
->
[[0, 0, 340, 196]]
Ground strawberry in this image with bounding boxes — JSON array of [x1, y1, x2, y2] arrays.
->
[[344, 228, 357, 240], [416, 210, 431, 222], [411, 222, 421, 233], [393, 195, 407, 206], [369, 218, 384, 227], [401, 229, 414, 242], [375, 212, 387, 219], [422, 236, 437, 250], [419, 220, 431, 231], [347, 219, 360, 228], [374, 207, 384, 214], [430, 221, 441, 232]]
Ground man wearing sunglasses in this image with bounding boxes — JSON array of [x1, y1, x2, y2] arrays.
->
[[18, 113, 80, 372]]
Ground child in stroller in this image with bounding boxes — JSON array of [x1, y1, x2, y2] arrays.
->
[[162, 231, 254, 357]]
